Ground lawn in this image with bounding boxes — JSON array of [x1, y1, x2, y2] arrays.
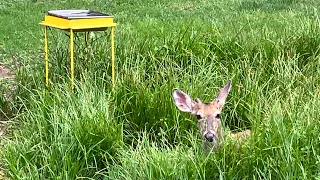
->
[[1, 0, 320, 179]]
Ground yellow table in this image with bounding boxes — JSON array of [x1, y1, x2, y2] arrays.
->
[[40, 10, 117, 89]]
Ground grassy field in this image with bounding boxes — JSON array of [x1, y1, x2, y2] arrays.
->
[[1, 0, 320, 179]]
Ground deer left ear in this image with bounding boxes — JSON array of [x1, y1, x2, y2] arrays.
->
[[213, 80, 231, 106], [172, 88, 194, 113]]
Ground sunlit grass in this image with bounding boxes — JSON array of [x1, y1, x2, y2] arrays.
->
[[1, 0, 320, 179]]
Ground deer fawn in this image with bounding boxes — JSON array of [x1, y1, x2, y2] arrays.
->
[[172, 80, 250, 151]]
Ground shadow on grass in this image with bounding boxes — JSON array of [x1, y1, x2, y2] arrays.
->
[[239, 0, 298, 12]]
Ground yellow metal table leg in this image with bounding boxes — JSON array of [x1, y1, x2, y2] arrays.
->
[[111, 26, 115, 88], [84, 32, 89, 63], [44, 26, 49, 87], [85, 31, 89, 43], [70, 29, 75, 90]]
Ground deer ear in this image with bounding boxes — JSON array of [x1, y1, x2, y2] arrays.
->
[[172, 88, 194, 113], [214, 80, 231, 106]]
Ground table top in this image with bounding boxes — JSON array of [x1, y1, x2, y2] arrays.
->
[[47, 10, 112, 19]]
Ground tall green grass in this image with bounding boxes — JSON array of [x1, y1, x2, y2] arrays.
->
[[4, 81, 122, 179], [1, 0, 320, 179]]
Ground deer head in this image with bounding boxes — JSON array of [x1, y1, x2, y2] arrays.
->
[[172, 80, 231, 150]]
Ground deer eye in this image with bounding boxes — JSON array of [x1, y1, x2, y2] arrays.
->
[[215, 114, 220, 119]]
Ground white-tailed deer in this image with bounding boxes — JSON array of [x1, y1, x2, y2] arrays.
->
[[172, 80, 250, 151]]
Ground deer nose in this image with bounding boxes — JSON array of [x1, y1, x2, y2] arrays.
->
[[205, 134, 214, 142]]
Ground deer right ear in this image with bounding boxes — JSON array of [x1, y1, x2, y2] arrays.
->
[[172, 88, 194, 113]]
